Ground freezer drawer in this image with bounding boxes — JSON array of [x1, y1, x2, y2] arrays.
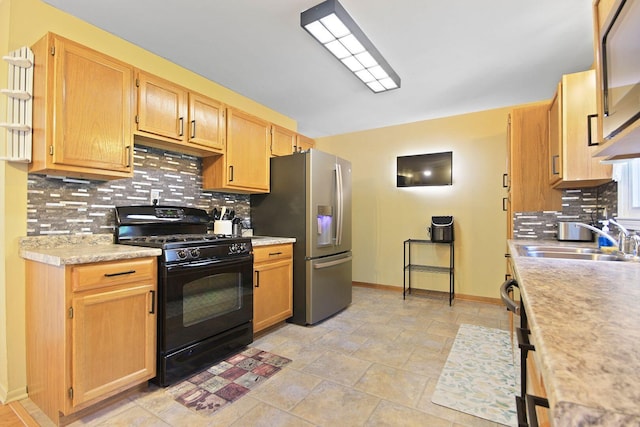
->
[[306, 252, 353, 325]]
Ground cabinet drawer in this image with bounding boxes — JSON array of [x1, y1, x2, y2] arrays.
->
[[253, 244, 292, 263], [71, 257, 156, 292]]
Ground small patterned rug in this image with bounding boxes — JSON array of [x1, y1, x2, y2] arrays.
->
[[165, 347, 291, 416], [432, 324, 518, 426]]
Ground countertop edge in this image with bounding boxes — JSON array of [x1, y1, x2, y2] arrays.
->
[[20, 245, 162, 266], [19, 235, 296, 266], [250, 237, 296, 246]]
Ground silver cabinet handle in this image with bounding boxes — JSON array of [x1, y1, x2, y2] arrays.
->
[[178, 117, 184, 136]]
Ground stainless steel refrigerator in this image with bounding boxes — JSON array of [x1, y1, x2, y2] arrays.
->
[[251, 149, 352, 325]]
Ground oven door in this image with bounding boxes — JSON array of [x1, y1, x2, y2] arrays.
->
[[160, 255, 253, 353]]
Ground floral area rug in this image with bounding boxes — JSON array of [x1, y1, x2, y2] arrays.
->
[[431, 324, 518, 426], [165, 347, 291, 416]]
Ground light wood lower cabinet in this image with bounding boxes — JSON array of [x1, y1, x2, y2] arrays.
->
[[253, 244, 293, 333], [26, 257, 157, 425], [527, 350, 551, 426]]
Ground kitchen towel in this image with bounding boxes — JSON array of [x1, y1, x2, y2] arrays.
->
[[431, 324, 518, 426], [165, 347, 291, 416]]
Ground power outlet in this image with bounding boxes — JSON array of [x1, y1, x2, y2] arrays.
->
[[150, 189, 161, 205]]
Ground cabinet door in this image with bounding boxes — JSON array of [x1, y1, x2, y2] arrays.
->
[[271, 125, 295, 156], [506, 115, 513, 240], [548, 84, 562, 184], [136, 71, 187, 141], [226, 108, 270, 191], [296, 134, 315, 152], [253, 258, 293, 333], [188, 92, 225, 152], [70, 283, 156, 408], [509, 104, 561, 213], [52, 37, 133, 173], [560, 70, 611, 187]]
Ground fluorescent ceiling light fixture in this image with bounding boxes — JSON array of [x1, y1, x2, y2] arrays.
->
[[301, 0, 401, 93]]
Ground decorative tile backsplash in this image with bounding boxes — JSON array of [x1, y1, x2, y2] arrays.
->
[[26, 145, 250, 236], [513, 181, 618, 240], [27, 146, 619, 241]]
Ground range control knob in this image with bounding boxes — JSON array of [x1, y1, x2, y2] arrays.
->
[[229, 243, 246, 254], [176, 249, 188, 260], [189, 248, 201, 258]]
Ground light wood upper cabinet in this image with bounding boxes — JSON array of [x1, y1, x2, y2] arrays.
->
[[253, 244, 293, 333], [548, 70, 611, 188], [30, 33, 134, 180], [188, 92, 225, 152], [295, 134, 315, 152], [271, 126, 316, 157], [136, 71, 187, 142], [202, 107, 270, 193], [507, 103, 562, 237], [271, 125, 296, 156], [26, 257, 157, 425], [548, 85, 562, 185], [135, 71, 224, 156]]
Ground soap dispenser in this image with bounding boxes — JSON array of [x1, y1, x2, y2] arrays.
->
[[598, 221, 614, 249]]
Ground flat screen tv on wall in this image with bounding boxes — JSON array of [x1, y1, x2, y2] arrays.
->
[[396, 151, 452, 187]]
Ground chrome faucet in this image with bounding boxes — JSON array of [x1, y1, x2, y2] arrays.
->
[[609, 219, 640, 256], [575, 220, 640, 256]]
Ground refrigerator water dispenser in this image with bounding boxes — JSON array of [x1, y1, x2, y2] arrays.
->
[[317, 205, 333, 246]]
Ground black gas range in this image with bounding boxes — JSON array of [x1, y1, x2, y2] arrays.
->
[[115, 205, 254, 386]]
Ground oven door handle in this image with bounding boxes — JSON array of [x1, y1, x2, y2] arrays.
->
[[500, 278, 520, 315], [166, 256, 252, 272]]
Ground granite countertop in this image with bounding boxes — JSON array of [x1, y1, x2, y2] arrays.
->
[[250, 236, 296, 246], [19, 235, 295, 266], [20, 234, 162, 266], [508, 240, 640, 426]]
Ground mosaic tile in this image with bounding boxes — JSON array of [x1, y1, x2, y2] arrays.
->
[[513, 181, 617, 240], [27, 145, 251, 236]]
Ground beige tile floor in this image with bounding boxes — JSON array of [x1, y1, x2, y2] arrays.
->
[[21, 286, 510, 426]]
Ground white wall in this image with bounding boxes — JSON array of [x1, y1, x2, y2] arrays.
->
[[316, 106, 511, 299]]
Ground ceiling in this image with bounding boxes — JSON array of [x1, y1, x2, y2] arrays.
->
[[43, 0, 595, 138]]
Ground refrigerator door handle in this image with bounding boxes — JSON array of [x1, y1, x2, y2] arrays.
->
[[336, 163, 343, 246], [313, 255, 352, 269]]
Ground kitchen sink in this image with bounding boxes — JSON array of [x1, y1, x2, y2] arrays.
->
[[519, 245, 601, 254], [524, 251, 622, 261], [518, 245, 640, 262]]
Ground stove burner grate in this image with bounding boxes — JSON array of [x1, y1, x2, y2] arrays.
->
[[126, 234, 232, 244]]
